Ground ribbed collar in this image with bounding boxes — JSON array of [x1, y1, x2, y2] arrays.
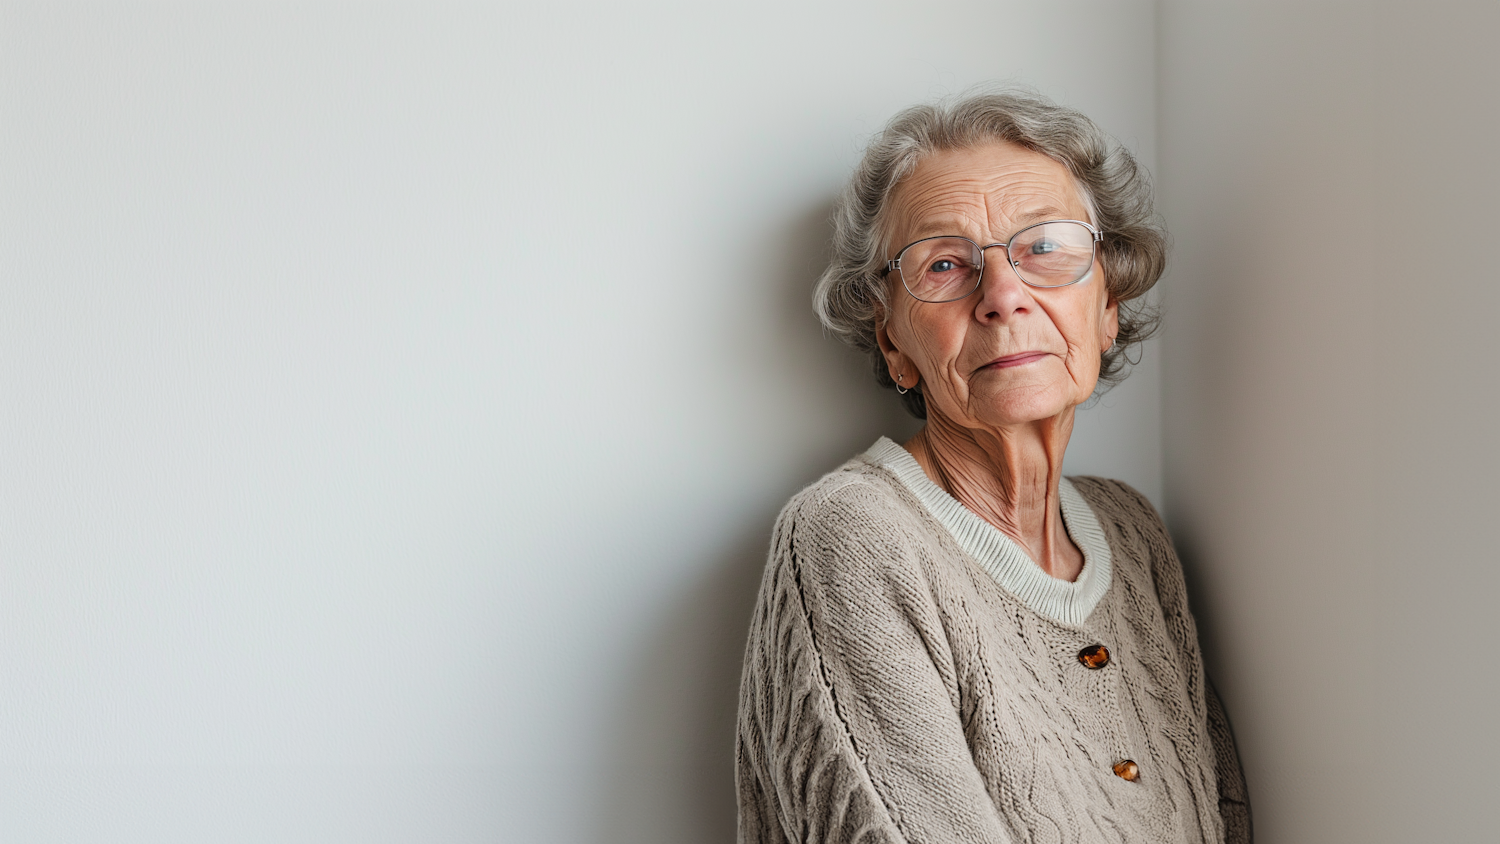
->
[[863, 436, 1112, 626]]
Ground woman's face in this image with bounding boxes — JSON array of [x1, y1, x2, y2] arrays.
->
[[877, 142, 1118, 431]]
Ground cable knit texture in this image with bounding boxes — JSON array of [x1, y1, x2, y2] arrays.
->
[[735, 443, 1249, 843]]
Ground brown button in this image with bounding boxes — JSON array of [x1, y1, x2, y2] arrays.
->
[[1113, 759, 1140, 782], [1077, 644, 1110, 669]]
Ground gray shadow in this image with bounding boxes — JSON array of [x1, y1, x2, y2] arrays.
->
[[594, 201, 917, 843]]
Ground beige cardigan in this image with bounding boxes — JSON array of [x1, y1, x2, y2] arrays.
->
[[735, 440, 1249, 843]]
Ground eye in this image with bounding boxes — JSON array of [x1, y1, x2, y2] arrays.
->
[[1030, 239, 1059, 255], [929, 259, 958, 273]]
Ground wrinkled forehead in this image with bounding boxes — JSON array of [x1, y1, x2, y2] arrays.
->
[[883, 142, 1094, 249]]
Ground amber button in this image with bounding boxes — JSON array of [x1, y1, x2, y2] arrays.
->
[[1113, 759, 1140, 782], [1077, 644, 1110, 669]]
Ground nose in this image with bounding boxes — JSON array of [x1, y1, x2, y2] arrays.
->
[[972, 243, 1035, 324]]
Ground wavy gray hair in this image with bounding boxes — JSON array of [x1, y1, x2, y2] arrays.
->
[[813, 90, 1166, 418]]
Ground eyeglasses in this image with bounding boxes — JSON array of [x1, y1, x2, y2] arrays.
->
[[880, 220, 1104, 303]]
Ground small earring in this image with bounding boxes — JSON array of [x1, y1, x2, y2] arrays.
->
[[1105, 337, 1116, 351], [895, 373, 909, 395]]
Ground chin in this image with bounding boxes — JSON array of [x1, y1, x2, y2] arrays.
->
[[974, 392, 1076, 427]]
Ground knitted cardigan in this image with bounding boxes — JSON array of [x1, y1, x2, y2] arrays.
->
[[735, 439, 1250, 843]]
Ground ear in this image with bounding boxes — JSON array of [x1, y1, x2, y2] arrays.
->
[[874, 300, 918, 387], [1101, 295, 1120, 348]]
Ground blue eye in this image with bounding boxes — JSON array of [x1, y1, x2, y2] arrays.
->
[[1030, 239, 1058, 255], [930, 259, 957, 273]]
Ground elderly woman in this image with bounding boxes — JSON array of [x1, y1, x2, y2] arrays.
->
[[735, 92, 1249, 843]]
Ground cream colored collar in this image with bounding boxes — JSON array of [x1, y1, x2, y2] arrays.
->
[[864, 436, 1113, 626]]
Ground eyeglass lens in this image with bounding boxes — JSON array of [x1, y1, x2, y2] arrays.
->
[[899, 221, 1096, 302]]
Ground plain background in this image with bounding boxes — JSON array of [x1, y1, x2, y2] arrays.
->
[[2, 2, 1495, 842], [2, 3, 1160, 842], [1160, 3, 1500, 841]]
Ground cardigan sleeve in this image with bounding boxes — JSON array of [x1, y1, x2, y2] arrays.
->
[[1206, 679, 1252, 844], [735, 477, 1015, 844]]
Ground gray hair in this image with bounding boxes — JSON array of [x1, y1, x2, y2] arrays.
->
[[812, 90, 1166, 418]]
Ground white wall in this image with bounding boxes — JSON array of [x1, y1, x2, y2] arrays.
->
[[1158, 3, 1500, 841], [0, 3, 1161, 841]]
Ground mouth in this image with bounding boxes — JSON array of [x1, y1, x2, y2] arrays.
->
[[980, 351, 1051, 371]]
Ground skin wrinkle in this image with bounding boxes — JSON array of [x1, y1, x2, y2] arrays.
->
[[874, 143, 1118, 582]]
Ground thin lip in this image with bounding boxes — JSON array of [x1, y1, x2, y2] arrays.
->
[[978, 351, 1051, 371]]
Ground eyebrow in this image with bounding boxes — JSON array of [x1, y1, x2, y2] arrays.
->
[[1010, 206, 1069, 227]]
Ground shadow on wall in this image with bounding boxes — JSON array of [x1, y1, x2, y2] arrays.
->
[[1159, 216, 1244, 686], [594, 201, 918, 843]]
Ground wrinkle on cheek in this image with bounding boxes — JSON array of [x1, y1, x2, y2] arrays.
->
[[924, 330, 967, 406], [1040, 297, 1100, 394]]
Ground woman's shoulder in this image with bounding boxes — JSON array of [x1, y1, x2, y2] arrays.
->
[[752, 454, 959, 673], [1065, 475, 1169, 540], [1065, 476, 1194, 615], [765, 453, 937, 585], [775, 453, 916, 538]]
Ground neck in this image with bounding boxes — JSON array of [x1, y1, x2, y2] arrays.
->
[[904, 409, 1083, 581]]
